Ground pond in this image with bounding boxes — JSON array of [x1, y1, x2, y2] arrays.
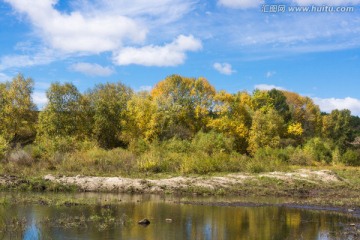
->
[[0, 193, 359, 240]]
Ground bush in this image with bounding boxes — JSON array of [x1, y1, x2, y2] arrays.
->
[[0, 136, 9, 160], [245, 159, 266, 173], [180, 152, 226, 174], [162, 138, 192, 153], [128, 138, 150, 155], [304, 138, 333, 164], [289, 148, 313, 166], [192, 131, 234, 155], [8, 149, 34, 166], [137, 146, 183, 173], [35, 136, 98, 160], [331, 147, 342, 165], [61, 147, 137, 174], [253, 147, 291, 163], [341, 149, 360, 166]]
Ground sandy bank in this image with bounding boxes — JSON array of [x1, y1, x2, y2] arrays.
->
[[43, 169, 342, 193]]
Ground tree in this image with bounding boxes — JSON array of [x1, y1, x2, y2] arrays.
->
[[151, 75, 215, 140], [251, 89, 273, 113], [37, 82, 83, 138], [88, 82, 132, 148], [124, 91, 159, 142], [248, 109, 284, 154], [208, 91, 251, 153], [0, 74, 37, 144], [268, 89, 291, 122], [287, 122, 303, 136], [283, 91, 322, 138], [322, 109, 352, 152], [0, 83, 6, 135]]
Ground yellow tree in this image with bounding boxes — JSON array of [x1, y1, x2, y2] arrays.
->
[[0, 74, 37, 144], [251, 89, 273, 113], [124, 91, 159, 142], [283, 91, 322, 138], [248, 109, 284, 154], [151, 75, 215, 139], [208, 91, 252, 153], [0, 83, 6, 135], [287, 122, 304, 136]]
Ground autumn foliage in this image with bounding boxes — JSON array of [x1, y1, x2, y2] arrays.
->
[[1, 74, 360, 174]]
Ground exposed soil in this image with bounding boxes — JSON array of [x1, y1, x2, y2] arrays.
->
[[43, 169, 342, 193]]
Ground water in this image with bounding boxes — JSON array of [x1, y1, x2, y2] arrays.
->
[[0, 193, 358, 240]]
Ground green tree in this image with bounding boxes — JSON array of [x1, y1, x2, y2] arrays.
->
[[88, 82, 133, 148], [37, 82, 83, 138], [208, 91, 251, 153], [268, 89, 291, 122], [0, 74, 37, 144], [151, 75, 215, 140], [251, 89, 273, 113], [322, 109, 352, 152], [248, 109, 284, 154], [283, 91, 322, 138]]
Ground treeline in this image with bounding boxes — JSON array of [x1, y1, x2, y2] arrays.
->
[[0, 74, 360, 174]]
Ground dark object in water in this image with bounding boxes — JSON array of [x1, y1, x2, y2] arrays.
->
[[138, 218, 150, 225]]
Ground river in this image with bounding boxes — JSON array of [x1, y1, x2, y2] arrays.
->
[[0, 193, 358, 239]]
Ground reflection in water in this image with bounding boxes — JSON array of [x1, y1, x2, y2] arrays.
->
[[0, 193, 358, 240], [23, 223, 40, 240]]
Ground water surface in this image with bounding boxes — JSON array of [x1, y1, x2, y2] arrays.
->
[[0, 193, 358, 240]]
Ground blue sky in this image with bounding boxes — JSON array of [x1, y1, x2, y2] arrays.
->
[[0, 0, 360, 114]]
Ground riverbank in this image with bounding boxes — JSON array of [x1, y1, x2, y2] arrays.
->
[[1, 168, 359, 209]]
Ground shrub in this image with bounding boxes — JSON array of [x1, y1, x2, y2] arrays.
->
[[180, 152, 226, 174], [192, 131, 234, 155], [303, 138, 333, 164], [253, 147, 291, 163], [245, 159, 266, 173], [35, 136, 98, 160], [137, 147, 183, 173], [128, 138, 150, 155], [331, 147, 342, 165], [341, 149, 360, 166], [223, 153, 249, 172], [61, 147, 137, 174], [162, 138, 192, 153], [8, 149, 34, 166], [289, 148, 313, 166], [0, 136, 9, 160]]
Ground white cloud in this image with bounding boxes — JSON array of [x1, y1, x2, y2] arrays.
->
[[4, 0, 195, 56], [0, 73, 11, 82], [218, 0, 263, 9], [138, 86, 153, 92], [222, 10, 360, 55], [4, 0, 147, 54], [32, 91, 48, 108], [313, 97, 360, 116], [70, 62, 114, 77], [254, 84, 286, 91], [0, 49, 57, 70], [266, 71, 276, 78], [113, 35, 202, 66], [82, 0, 195, 24], [291, 0, 360, 6], [213, 62, 235, 75]]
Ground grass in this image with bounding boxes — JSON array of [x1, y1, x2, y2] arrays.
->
[[0, 142, 359, 209]]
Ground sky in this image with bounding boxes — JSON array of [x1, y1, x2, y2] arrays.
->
[[0, 0, 360, 115]]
